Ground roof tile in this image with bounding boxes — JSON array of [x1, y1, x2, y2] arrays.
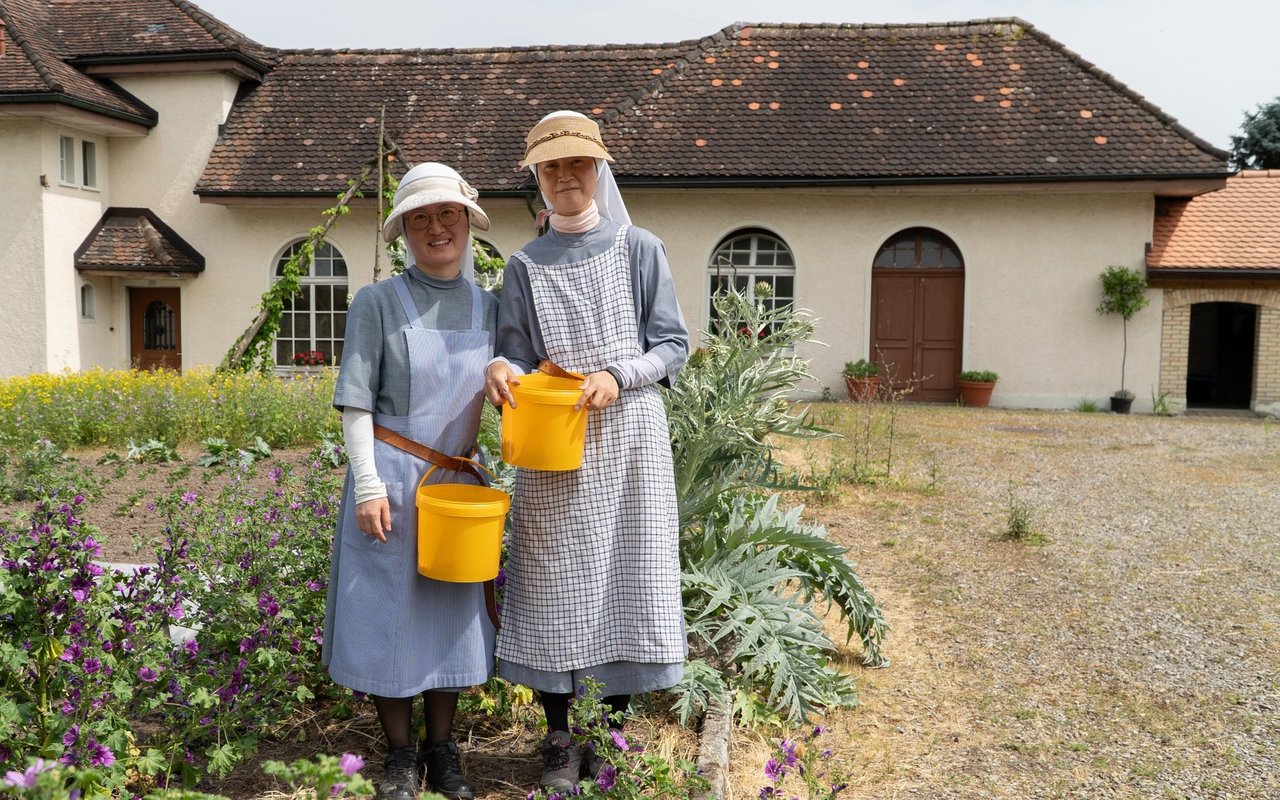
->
[[1148, 171, 1280, 270]]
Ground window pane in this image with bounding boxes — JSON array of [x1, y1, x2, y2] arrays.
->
[[942, 247, 961, 267], [335, 313, 347, 338], [278, 314, 293, 338], [294, 315, 311, 338], [317, 286, 332, 312], [334, 341, 345, 365], [336, 288, 349, 311], [60, 136, 75, 183], [277, 340, 292, 365], [774, 275, 794, 299], [292, 289, 311, 311], [81, 141, 97, 188], [920, 240, 943, 267], [873, 247, 895, 268], [317, 314, 332, 338]]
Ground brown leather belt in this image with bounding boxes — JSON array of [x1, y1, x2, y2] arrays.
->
[[372, 425, 484, 483], [370, 424, 500, 629]]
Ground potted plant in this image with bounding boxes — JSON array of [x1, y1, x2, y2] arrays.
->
[[842, 358, 881, 402], [1095, 266, 1150, 414], [958, 370, 998, 408]]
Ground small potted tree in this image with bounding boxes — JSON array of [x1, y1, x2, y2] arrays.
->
[[1095, 266, 1150, 414], [842, 358, 881, 402], [957, 370, 998, 407]]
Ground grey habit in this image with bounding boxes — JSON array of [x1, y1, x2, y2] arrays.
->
[[495, 220, 689, 695], [323, 267, 499, 697]]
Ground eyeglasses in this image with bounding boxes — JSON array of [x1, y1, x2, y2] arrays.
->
[[405, 207, 464, 230]]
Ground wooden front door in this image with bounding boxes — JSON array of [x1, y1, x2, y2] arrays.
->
[[129, 287, 182, 371], [870, 268, 964, 402]]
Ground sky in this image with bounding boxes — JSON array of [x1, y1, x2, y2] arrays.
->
[[192, 0, 1280, 153]]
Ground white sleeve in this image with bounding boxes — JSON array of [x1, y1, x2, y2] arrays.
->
[[341, 407, 387, 505]]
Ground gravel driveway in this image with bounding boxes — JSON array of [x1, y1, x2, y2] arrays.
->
[[762, 406, 1279, 800]]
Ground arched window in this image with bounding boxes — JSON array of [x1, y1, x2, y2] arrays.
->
[[707, 228, 795, 328], [274, 240, 349, 367], [873, 227, 964, 268]]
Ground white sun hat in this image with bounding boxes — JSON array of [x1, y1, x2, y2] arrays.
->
[[382, 162, 490, 243]]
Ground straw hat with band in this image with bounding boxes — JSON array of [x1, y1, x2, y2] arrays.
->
[[383, 162, 490, 243], [520, 111, 631, 226]]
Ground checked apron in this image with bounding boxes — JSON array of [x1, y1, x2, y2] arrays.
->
[[497, 225, 686, 674], [323, 275, 495, 697]]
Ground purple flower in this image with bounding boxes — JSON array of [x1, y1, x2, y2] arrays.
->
[[609, 729, 630, 751], [62, 724, 80, 748], [305, 579, 324, 592], [183, 639, 199, 656], [88, 741, 114, 768], [4, 758, 52, 789], [779, 739, 799, 768], [257, 594, 280, 617], [82, 658, 101, 675], [82, 536, 101, 557], [812, 724, 825, 737], [181, 491, 197, 505], [338, 753, 364, 776], [763, 758, 784, 783], [138, 666, 159, 682], [595, 763, 617, 791]]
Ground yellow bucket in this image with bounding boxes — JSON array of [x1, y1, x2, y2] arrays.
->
[[501, 373, 589, 471], [415, 460, 510, 583]]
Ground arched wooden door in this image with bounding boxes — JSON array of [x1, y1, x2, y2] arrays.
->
[[870, 229, 964, 402], [129, 287, 182, 371]]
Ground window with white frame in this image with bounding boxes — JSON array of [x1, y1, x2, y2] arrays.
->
[[706, 228, 796, 333], [274, 241, 349, 367], [59, 136, 76, 184], [58, 134, 99, 188], [80, 284, 96, 320]]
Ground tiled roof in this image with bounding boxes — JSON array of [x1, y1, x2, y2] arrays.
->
[[0, 0, 271, 127], [74, 208, 204, 274], [197, 40, 705, 195], [198, 19, 1229, 196], [1148, 171, 1280, 271], [608, 21, 1227, 181]]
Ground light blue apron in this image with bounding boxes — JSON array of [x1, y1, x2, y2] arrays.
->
[[323, 275, 495, 697]]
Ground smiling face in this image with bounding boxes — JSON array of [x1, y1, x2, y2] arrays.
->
[[536, 156, 598, 216], [403, 202, 468, 278]]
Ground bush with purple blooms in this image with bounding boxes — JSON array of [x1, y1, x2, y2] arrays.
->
[[757, 725, 849, 800], [0, 455, 344, 792]]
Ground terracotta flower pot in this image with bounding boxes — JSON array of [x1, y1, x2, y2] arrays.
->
[[844, 375, 881, 402], [957, 379, 996, 408]]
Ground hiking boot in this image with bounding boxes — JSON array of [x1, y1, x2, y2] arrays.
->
[[421, 740, 476, 800], [582, 745, 604, 780], [378, 746, 420, 800], [540, 730, 582, 791]]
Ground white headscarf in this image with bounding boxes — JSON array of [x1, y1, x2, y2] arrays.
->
[[529, 110, 632, 226]]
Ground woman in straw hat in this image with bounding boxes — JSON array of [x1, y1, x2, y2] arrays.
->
[[324, 162, 496, 800], [485, 111, 689, 789]]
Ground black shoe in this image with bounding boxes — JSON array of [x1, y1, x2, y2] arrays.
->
[[378, 746, 420, 800], [422, 740, 476, 800]]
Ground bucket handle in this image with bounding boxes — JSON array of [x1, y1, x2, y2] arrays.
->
[[416, 457, 497, 492]]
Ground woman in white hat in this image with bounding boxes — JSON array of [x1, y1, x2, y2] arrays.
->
[[323, 162, 496, 800], [484, 111, 689, 789]]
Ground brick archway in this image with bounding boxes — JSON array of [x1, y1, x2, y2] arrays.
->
[[1160, 287, 1280, 413]]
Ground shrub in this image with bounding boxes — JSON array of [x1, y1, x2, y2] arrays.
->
[[668, 284, 888, 725], [958, 370, 998, 383], [0, 368, 339, 450]]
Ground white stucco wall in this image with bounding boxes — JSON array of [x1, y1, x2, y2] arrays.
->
[[621, 187, 1158, 410], [0, 121, 47, 376]]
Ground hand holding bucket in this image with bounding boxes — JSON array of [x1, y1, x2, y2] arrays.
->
[[500, 371, 590, 470]]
